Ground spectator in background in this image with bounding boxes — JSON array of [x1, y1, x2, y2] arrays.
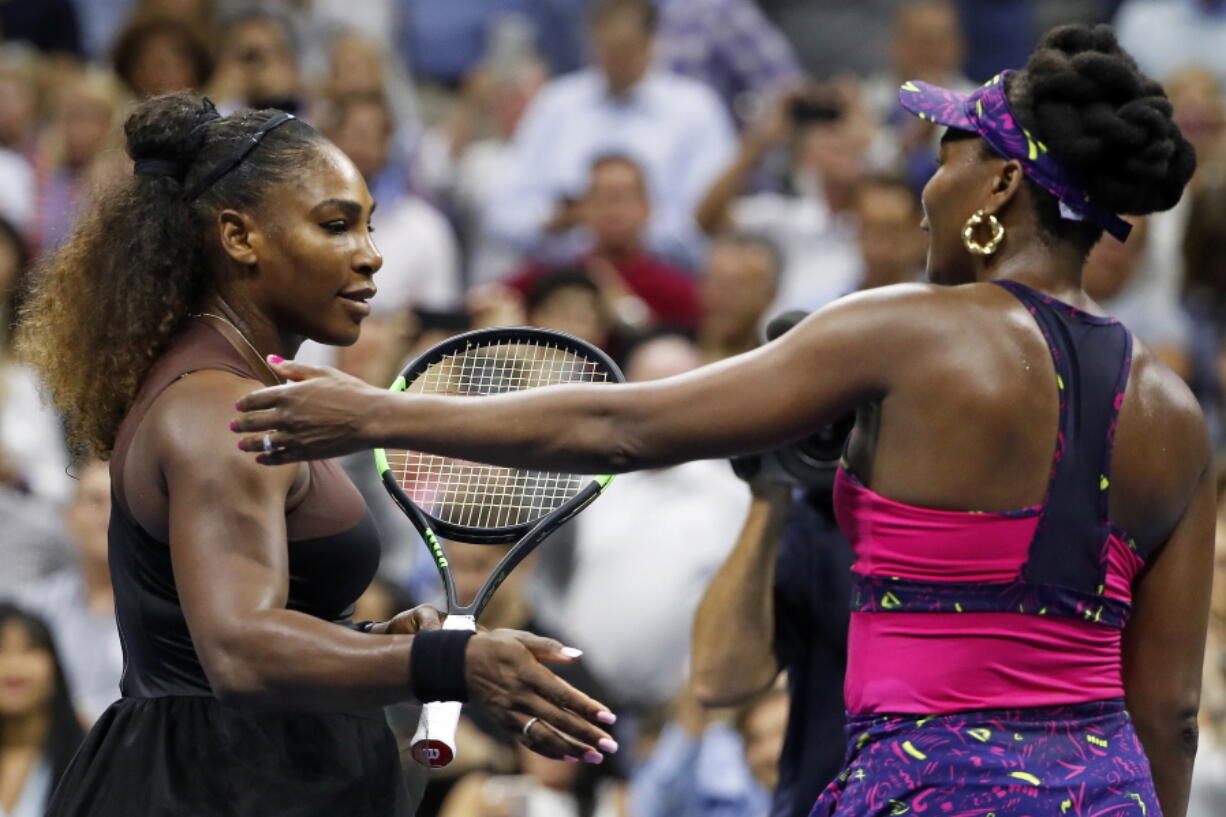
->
[[0, 217, 71, 504], [0, 48, 42, 157], [1084, 216, 1192, 379], [1116, 0, 1226, 87], [556, 335, 750, 712], [0, 217, 73, 597], [854, 174, 924, 290], [631, 683, 787, 817], [418, 37, 548, 284], [524, 270, 616, 353], [861, 1, 973, 183], [697, 233, 781, 363], [755, 0, 904, 79], [654, 0, 804, 125], [324, 93, 461, 316], [1167, 68, 1226, 180], [205, 9, 304, 113], [320, 30, 420, 140], [697, 87, 866, 313], [507, 155, 701, 332], [0, 604, 86, 816], [485, 0, 735, 270], [27, 68, 127, 256], [1183, 179, 1226, 449], [12, 461, 123, 725], [111, 14, 213, 97]]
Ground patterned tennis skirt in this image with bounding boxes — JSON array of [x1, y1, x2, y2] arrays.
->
[[810, 699, 1161, 817]]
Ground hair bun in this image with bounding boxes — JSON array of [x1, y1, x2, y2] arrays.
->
[[124, 93, 220, 180], [1019, 23, 1196, 216]]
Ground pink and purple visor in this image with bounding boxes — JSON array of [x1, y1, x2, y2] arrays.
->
[[899, 70, 1132, 243]]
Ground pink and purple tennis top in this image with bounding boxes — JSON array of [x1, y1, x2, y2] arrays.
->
[[835, 280, 1142, 715]]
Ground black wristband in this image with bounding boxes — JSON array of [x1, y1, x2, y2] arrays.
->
[[410, 630, 475, 703]]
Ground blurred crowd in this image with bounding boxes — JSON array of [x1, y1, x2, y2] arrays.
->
[[2, 1, 1226, 816]]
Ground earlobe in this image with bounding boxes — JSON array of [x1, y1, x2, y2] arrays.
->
[[217, 209, 259, 267]]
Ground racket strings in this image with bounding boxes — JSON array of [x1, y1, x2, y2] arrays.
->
[[386, 338, 612, 530]]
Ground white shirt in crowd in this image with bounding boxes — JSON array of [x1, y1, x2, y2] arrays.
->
[[485, 68, 736, 267], [558, 460, 751, 709], [733, 179, 863, 314], [0, 148, 33, 231], [0, 363, 72, 505]]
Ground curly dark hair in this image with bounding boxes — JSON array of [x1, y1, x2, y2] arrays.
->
[[950, 24, 1196, 256], [16, 92, 326, 459], [111, 15, 214, 96]]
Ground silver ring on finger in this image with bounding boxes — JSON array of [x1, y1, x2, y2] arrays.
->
[[262, 433, 274, 454], [521, 716, 540, 739]]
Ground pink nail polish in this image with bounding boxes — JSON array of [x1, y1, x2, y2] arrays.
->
[[268, 355, 284, 364], [559, 647, 583, 659], [583, 751, 603, 764], [598, 738, 619, 754], [228, 421, 237, 431], [237, 441, 245, 450], [562, 755, 579, 763], [234, 401, 242, 410], [597, 711, 616, 725]]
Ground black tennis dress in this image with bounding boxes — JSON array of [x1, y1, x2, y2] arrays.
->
[[46, 319, 411, 817]]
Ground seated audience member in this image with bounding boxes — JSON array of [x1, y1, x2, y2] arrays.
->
[[0, 217, 71, 506], [654, 0, 804, 124], [27, 68, 127, 257], [692, 470, 853, 817], [0, 604, 86, 816], [1166, 67, 1226, 177], [12, 460, 122, 725], [697, 233, 781, 363], [697, 86, 867, 313], [523, 269, 616, 354], [419, 52, 549, 284], [485, 0, 735, 269], [1084, 216, 1192, 380], [854, 174, 924, 291], [205, 9, 304, 113], [507, 155, 701, 331], [631, 683, 788, 817], [111, 14, 213, 97], [1182, 179, 1226, 450], [556, 335, 750, 711], [0, 48, 40, 157], [326, 93, 461, 314], [321, 30, 419, 135], [860, 1, 973, 180]]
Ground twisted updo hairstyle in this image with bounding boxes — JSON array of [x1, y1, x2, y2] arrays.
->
[[17, 92, 325, 458], [983, 24, 1195, 254]]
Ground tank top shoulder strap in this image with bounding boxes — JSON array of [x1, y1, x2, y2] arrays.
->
[[110, 319, 261, 512], [993, 280, 1133, 594]]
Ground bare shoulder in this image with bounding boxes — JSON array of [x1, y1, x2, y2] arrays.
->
[[1113, 339, 1210, 545]]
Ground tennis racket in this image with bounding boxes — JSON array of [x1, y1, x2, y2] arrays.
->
[[373, 326, 624, 768]]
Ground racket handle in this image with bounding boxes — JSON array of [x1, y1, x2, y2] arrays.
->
[[410, 614, 477, 768]]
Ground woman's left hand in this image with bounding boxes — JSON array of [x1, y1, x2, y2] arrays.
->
[[232, 358, 388, 464], [377, 605, 446, 636]]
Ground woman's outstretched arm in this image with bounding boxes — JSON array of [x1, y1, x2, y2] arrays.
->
[[234, 284, 948, 470]]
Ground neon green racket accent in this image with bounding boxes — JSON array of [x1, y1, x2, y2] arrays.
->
[[423, 528, 448, 568], [595, 474, 614, 490]]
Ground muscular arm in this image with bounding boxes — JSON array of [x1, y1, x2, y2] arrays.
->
[[1122, 441, 1214, 817], [237, 284, 948, 469], [690, 482, 792, 707], [159, 372, 419, 711]]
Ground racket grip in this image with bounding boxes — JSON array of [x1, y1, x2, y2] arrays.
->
[[410, 614, 477, 768]]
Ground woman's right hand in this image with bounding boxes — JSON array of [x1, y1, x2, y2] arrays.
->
[[465, 629, 618, 763]]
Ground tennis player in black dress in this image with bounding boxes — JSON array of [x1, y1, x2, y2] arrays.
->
[[17, 92, 616, 817]]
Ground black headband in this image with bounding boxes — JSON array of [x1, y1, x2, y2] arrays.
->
[[183, 112, 296, 201]]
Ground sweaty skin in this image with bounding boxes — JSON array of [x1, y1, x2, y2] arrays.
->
[[234, 138, 1212, 816]]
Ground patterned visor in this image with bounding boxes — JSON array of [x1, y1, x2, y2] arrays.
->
[[899, 70, 1132, 243]]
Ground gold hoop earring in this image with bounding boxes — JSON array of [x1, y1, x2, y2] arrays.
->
[[962, 210, 1005, 256]]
